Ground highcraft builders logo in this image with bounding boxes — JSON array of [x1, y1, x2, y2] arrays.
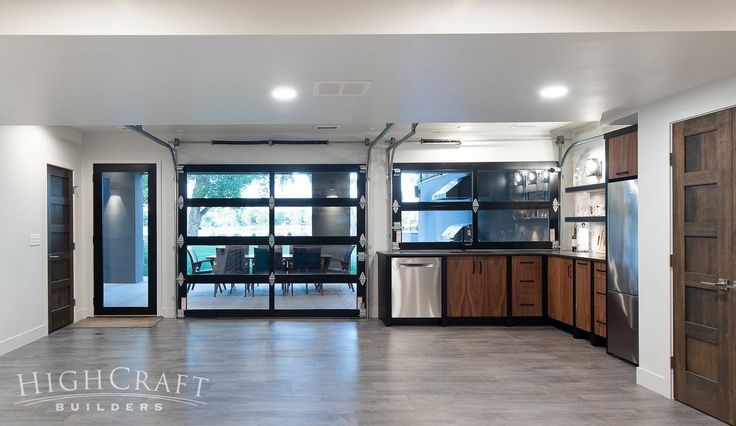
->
[[14, 367, 210, 412]]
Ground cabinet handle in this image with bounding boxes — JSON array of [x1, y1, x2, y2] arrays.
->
[[519, 261, 535, 265], [568, 264, 572, 278], [520, 303, 535, 307], [596, 320, 607, 325], [595, 291, 606, 296], [615, 170, 629, 175], [472, 261, 475, 274], [479, 261, 482, 274], [520, 279, 535, 283], [595, 269, 606, 273]]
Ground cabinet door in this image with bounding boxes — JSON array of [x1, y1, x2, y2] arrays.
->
[[512, 256, 542, 317], [593, 262, 607, 337], [478, 256, 508, 317], [574, 261, 591, 332], [608, 131, 638, 179], [447, 257, 480, 317], [547, 257, 573, 325]]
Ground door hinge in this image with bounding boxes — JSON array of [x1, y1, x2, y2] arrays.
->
[[670, 254, 674, 267], [670, 355, 675, 369], [72, 242, 76, 250], [669, 152, 673, 166], [72, 298, 76, 307]]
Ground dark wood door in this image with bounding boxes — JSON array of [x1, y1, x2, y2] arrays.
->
[[47, 166, 74, 332], [673, 108, 735, 424], [547, 256, 573, 325], [512, 256, 542, 317], [478, 256, 507, 317], [608, 131, 638, 180], [574, 260, 591, 332], [447, 256, 477, 317], [447, 256, 504, 317]]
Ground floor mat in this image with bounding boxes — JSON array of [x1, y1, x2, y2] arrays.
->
[[72, 316, 163, 328]]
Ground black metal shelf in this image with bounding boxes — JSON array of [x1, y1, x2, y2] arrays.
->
[[564, 183, 606, 193], [564, 216, 606, 223]]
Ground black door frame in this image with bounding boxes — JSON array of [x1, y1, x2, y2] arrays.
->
[[93, 163, 158, 315], [178, 164, 366, 318]]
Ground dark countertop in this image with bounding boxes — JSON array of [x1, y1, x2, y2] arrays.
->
[[376, 249, 606, 262]]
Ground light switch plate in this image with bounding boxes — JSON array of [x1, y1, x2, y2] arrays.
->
[[29, 234, 41, 247]]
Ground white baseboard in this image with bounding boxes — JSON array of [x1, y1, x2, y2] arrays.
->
[[75, 307, 90, 321], [637, 366, 672, 398], [160, 307, 176, 318], [0, 325, 47, 356]]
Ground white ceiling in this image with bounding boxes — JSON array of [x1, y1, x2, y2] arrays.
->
[[80, 122, 571, 143], [1, 1, 735, 35], [1, 32, 736, 126]]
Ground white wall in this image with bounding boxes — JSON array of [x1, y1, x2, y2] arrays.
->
[[0, 126, 81, 356], [635, 74, 736, 398]]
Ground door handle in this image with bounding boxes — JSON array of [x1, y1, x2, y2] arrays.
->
[[48, 255, 60, 259], [700, 278, 736, 292]]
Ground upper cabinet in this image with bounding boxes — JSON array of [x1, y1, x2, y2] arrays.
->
[[607, 129, 638, 180]]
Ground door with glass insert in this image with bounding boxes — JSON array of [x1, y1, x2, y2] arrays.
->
[[93, 164, 157, 315]]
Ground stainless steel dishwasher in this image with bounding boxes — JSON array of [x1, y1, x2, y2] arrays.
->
[[390, 257, 442, 318]]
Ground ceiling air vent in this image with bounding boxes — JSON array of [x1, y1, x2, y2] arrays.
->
[[314, 125, 340, 131], [313, 81, 372, 97]]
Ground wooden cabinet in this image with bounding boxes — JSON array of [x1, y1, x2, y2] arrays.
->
[[574, 260, 591, 332], [511, 256, 542, 317], [547, 256, 573, 325], [593, 262, 607, 338], [447, 256, 507, 317], [607, 130, 638, 180]]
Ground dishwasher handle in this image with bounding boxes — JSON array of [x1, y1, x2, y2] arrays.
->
[[398, 263, 436, 268]]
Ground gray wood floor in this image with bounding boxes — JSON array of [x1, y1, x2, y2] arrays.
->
[[0, 320, 720, 425]]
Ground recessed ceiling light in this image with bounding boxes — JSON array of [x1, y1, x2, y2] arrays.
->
[[272, 86, 297, 101], [539, 85, 569, 99]]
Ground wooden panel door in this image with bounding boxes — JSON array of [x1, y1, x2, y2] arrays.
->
[[574, 260, 591, 332], [478, 256, 507, 317], [48, 166, 74, 332], [547, 256, 573, 325], [447, 257, 481, 317], [512, 256, 542, 317], [593, 262, 607, 338], [673, 108, 734, 424], [608, 131, 638, 179]]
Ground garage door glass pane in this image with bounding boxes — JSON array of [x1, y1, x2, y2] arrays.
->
[[478, 209, 550, 242], [187, 207, 269, 237], [187, 173, 270, 198], [401, 210, 472, 242], [400, 171, 472, 202], [275, 172, 358, 198]]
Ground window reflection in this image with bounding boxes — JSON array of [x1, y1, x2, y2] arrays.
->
[[400, 171, 472, 202]]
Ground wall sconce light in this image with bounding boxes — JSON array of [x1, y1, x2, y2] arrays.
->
[[584, 158, 602, 177], [527, 171, 537, 184]]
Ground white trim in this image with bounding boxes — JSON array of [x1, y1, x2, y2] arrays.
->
[[636, 367, 671, 398], [160, 307, 176, 318], [0, 325, 46, 356]]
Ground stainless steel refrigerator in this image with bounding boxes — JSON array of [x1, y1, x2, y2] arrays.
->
[[607, 179, 639, 364]]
